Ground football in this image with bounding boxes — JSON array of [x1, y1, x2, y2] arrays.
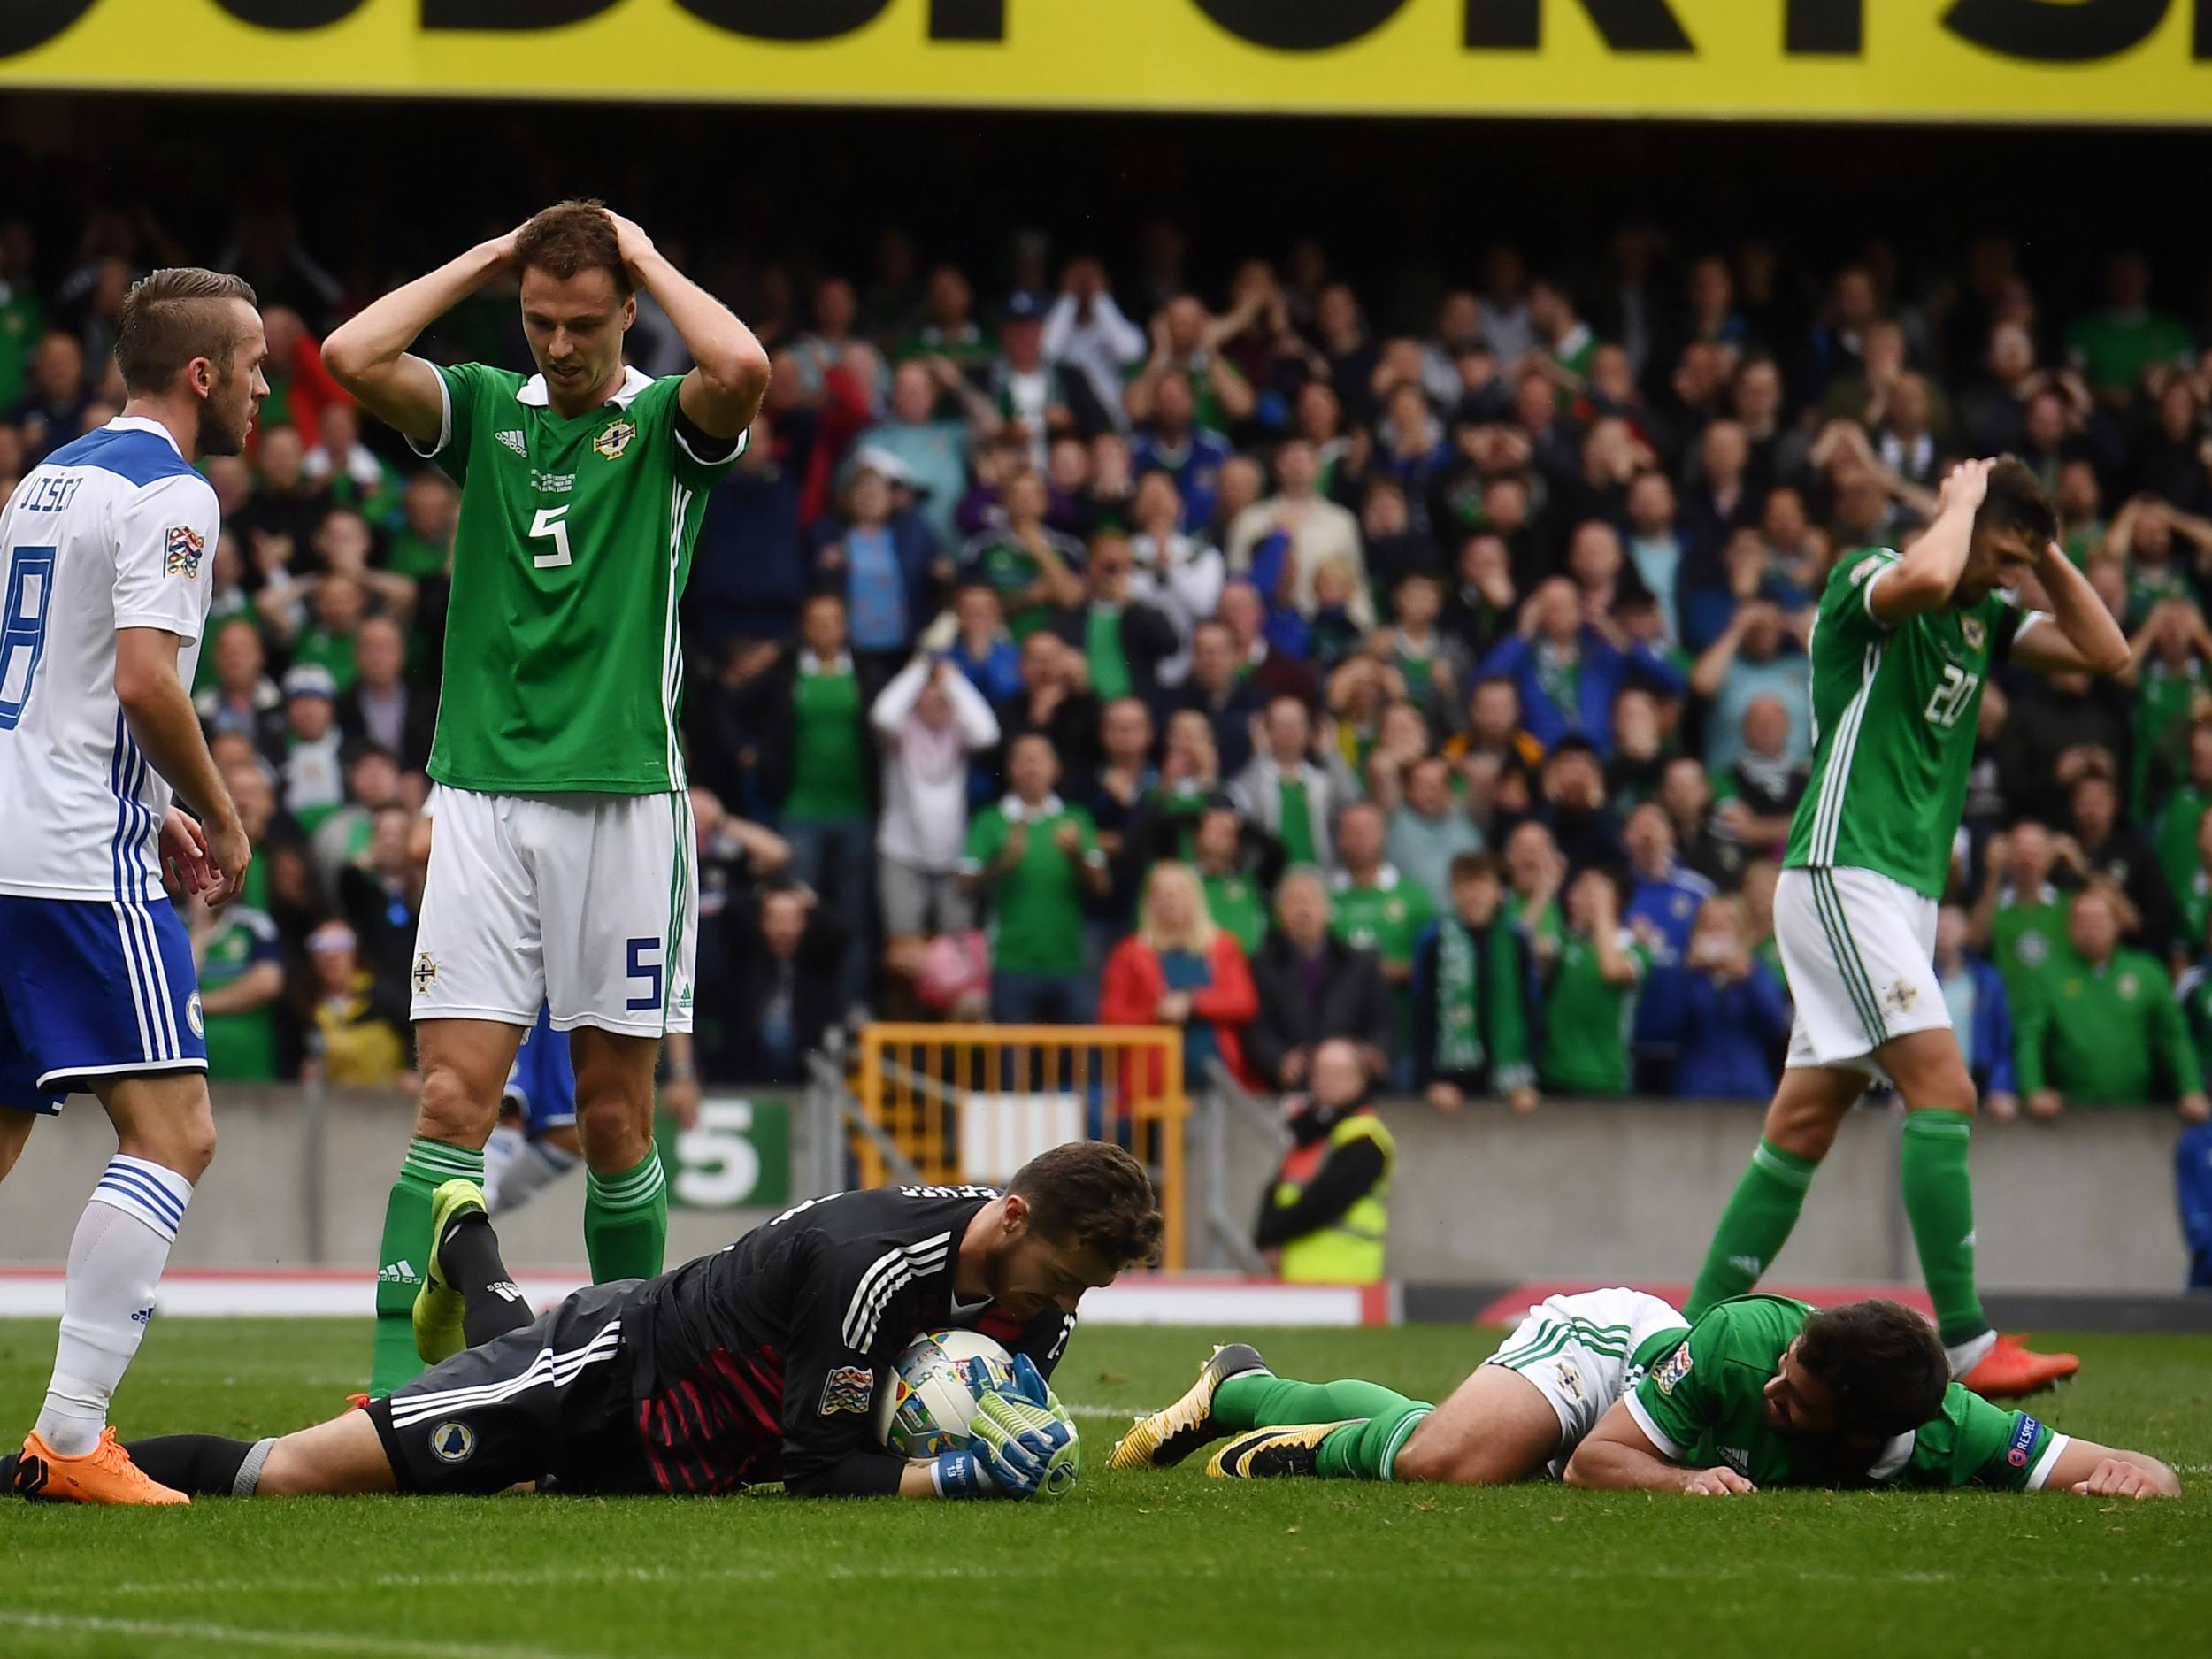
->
[[872, 1330, 1016, 1458]]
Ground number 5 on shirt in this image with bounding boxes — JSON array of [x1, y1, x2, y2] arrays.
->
[[530, 506, 573, 570]]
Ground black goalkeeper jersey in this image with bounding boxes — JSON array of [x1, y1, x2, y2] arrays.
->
[[616, 1184, 1077, 1496]]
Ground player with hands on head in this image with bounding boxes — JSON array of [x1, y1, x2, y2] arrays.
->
[[0, 267, 268, 1503], [322, 202, 773, 1396], [1684, 455, 2131, 1402]]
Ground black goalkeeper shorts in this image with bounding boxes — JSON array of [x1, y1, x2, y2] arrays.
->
[[368, 1282, 658, 1497]]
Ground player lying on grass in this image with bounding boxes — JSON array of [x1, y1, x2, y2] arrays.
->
[[5, 1143, 1160, 1506], [1111, 1289, 2179, 1499]]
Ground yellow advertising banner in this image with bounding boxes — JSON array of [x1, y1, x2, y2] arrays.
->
[[1, 1, 2208, 124]]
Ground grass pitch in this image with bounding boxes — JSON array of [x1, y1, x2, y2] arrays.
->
[[1, 1318, 2208, 1659]]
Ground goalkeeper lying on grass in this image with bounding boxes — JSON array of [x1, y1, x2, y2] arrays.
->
[[1112, 1289, 2179, 1499], [5, 1142, 1157, 1506]]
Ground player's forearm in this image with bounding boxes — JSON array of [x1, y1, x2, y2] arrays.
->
[[631, 248, 770, 402], [117, 658, 239, 836], [200, 963, 282, 1016], [1561, 1438, 1692, 1493], [1879, 499, 1978, 615], [322, 241, 506, 382], [2033, 549, 2131, 676]]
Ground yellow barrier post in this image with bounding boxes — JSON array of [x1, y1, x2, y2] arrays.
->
[[852, 1025, 1188, 1269]]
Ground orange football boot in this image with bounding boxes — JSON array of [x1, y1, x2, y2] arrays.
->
[[1959, 1333, 2079, 1399], [14, 1427, 189, 1505]]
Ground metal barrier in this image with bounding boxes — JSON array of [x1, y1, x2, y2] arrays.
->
[[849, 1024, 1193, 1269]]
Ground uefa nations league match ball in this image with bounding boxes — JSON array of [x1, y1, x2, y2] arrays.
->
[[872, 1330, 1016, 1457]]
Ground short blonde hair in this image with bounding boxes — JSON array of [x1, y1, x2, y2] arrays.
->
[[1138, 861, 1218, 955]]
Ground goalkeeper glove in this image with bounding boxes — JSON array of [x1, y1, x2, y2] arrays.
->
[[969, 1379, 1080, 1500]]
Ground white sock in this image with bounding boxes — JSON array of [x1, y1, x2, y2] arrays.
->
[[1946, 1330, 1998, 1378], [35, 1155, 193, 1455], [484, 1128, 578, 1216]]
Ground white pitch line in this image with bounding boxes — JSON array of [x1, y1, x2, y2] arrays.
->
[[0, 1609, 608, 1659]]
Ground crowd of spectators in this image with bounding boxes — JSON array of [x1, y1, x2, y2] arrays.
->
[[10, 204, 2212, 1116]]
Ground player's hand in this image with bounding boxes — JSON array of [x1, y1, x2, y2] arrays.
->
[[2071, 1458, 2170, 1500], [1985, 1090, 2020, 1124], [663, 1073, 703, 1132], [2178, 1092, 2211, 1125], [1937, 457, 1994, 519], [2027, 1088, 2066, 1121], [480, 221, 527, 274], [1052, 821, 1083, 856], [157, 808, 215, 899], [600, 209, 660, 287], [204, 811, 252, 908], [1508, 1085, 1540, 1117], [1425, 1081, 1464, 1114], [968, 1371, 1080, 1501], [1681, 1466, 1756, 1496]]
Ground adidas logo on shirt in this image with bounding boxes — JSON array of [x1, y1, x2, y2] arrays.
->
[[495, 429, 527, 457], [1728, 1255, 1763, 1277], [379, 1260, 421, 1286]]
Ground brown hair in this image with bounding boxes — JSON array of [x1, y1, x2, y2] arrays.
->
[[1976, 455, 2057, 549], [115, 268, 257, 396], [1009, 1141, 1163, 1269], [1797, 1299, 1948, 1439], [513, 199, 629, 296]]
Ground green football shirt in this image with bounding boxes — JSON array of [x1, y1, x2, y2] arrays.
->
[[1330, 867, 1437, 972], [414, 363, 745, 794], [1991, 887, 2070, 1015], [1201, 870, 1267, 956], [1627, 1296, 2066, 1491], [196, 906, 282, 1082], [1785, 549, 2032, 899], [961, 795, 1102, 976], [1538, 928, 1648, 1094]]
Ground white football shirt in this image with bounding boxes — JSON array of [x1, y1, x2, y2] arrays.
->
[[0, 417, 222, 900]]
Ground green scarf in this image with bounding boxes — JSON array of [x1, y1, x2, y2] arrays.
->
[[1436, 921, 1486, 1074]]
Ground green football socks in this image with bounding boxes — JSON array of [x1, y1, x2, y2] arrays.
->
[[1686, 1137, 1819, 1320], [369, 1136, 486, 1396], [1214, 1373, 1434, 1480], [583, 1147, 668, 1284], [1900, 1110, 1990, 1347]]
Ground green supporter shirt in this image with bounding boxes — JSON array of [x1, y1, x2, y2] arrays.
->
[[2132, 657, 2205, 819], [1991, 887, 2070, 1016], [2183, 871, 2212, 967], [412, 362, 745, 794], [1785, 549, 2032, 899], [1538, 927, 1649, 1094], [959, 528, 1085, 641], [962, 795, 1103, 976], [1330, 867, 1437, 972], [2066, 308, 2195, 399], [196, 906, 283, 1082], [290, 626, 360, 695], [1201, 870, 1268, 956], [0, 280, 41, 410], [2013, 941, 2202, 1105], [1086, 606, 1133, 703], [1628, 1296, 2069, 1492], [784, 657, 871, 822], [2155, 785, 2212, 916], [1277, 779, 1318, 867]]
